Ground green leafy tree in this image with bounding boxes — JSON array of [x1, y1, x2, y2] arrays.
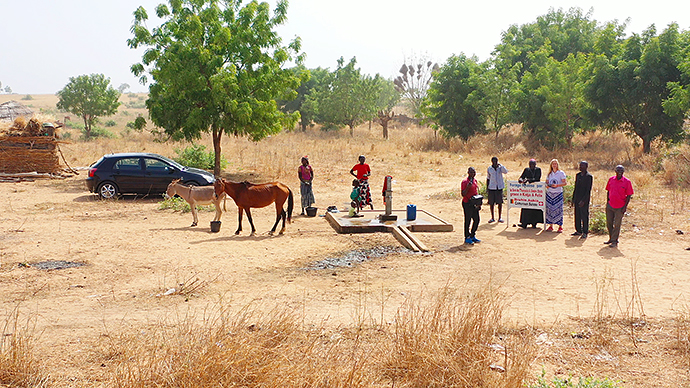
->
[[128, 0, 303, 175], [56, 74, 121, 138], [496, 7, 599, 77], [309, 57, 382, 136], [663, 29, 690, 119], [534, 53, 588, 148], [585, 24, 685, 153], [278, 66, 329, 131], [467, 56, 520, 139], [424, 54, 483, 140]]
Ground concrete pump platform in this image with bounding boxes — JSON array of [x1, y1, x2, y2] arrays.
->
[[325, 209, 452, 252], [325, 209, 453, 234]]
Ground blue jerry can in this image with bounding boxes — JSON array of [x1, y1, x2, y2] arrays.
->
[[406, 204, 417, 221]]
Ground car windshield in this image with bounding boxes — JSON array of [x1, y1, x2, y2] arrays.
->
[[154, 155, 186, 170]]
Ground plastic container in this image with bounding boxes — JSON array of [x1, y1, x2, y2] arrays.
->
[[406, 204, 417, 221], [306, 207, 318, 217], [210, 220, 222, 233]]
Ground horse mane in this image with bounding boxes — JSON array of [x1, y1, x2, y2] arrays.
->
[[241, 180, 255, 187]]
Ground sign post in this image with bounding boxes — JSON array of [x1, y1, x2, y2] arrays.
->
[[506, 181, 546, 227]]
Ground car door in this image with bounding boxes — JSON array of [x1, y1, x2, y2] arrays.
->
[[112, 157, 145, 193], [143, 157, 178, 193]]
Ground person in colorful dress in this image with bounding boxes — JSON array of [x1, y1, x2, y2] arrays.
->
[[545, 159, 567, 232], [298, 156, 315, 215], [350, 155, 373, 210]]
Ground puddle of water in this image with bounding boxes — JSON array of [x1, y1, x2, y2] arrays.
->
[[28, 261, 86, 270], [306, 246, 409, 270]]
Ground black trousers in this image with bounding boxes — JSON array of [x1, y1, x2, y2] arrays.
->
[[462, 201, 480, 238], [574, 202, 589, 234]]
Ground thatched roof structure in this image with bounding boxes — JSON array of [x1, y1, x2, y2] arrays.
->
[[0, 100, 34, 122]]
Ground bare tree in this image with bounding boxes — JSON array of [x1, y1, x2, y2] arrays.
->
[[393, 57, 439, 117]]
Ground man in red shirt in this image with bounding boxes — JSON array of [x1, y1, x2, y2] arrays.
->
[[604, 165, 633, 248], [461, 167, 480, 245]]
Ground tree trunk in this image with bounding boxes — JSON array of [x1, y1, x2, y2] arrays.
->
[[642, 135, 651, 154], [213, 127, 223, 177], [82, 115, 90, 138], [349, 124, 354, 137]]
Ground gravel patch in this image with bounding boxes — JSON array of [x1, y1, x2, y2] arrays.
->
[[306, 246, 409, 270], [28, 260, 86, 270]]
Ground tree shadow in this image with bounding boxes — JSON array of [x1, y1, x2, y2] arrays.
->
[[190, 232, 284, 244], [73, 194, 163, 203]]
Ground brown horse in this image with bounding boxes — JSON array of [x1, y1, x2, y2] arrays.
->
[[214, 178, 293, 235]]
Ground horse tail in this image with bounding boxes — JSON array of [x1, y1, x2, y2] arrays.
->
[[287, 187, 294, 223]]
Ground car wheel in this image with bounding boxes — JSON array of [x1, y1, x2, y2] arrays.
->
[[183, 181, 199, 186], [97, 181, 119, 199]]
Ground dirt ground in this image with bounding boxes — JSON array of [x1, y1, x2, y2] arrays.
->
[[2, 155, 690, 386]]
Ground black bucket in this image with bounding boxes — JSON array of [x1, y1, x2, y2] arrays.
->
[[210, 221, 222, 233], [306, 207, 318, 217]]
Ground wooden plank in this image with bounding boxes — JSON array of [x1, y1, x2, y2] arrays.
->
[[399, 227, 430, 252], [391, 226, 420, 252]]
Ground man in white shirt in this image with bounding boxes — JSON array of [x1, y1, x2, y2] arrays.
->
[[486, 156, 508, 223]]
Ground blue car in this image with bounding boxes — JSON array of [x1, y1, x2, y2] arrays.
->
[[85, 152, 215, 199]]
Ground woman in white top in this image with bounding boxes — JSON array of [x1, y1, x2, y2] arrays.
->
[[545, 159, 567, 232]]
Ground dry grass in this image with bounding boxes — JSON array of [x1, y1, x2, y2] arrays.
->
[[103, 284, 533, 388], [0, 308, 48, 388], [381, 284, 534, 387]]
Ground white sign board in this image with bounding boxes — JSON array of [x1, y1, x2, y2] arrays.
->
[[505, 181, 546, 226]]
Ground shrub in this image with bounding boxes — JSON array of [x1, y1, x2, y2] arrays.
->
[[80, 126, 115, 140], [174, 144, 227, 170], [21, 94, 33, 100], [104, 120, 117, 127], [67, 120, 84, 130], [589, 210, 607, 234], [125, 100, 146, 109], [159, 196, 215, 213], [528, 371, 621, 388]]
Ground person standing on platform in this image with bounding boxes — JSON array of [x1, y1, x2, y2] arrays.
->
[[486, 156, 508, 223], [604, 165, 633, 248], [545, 159, 567, 232], [350, 155, 373, 210], [518, 159, 544, 228], [571, 161, 593, 239], [461, 167, 481, 245]]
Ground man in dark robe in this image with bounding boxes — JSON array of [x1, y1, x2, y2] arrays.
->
[[518, 159, 543, 228]]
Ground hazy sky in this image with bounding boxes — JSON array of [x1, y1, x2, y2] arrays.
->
[[1, 0, 689, 94]]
